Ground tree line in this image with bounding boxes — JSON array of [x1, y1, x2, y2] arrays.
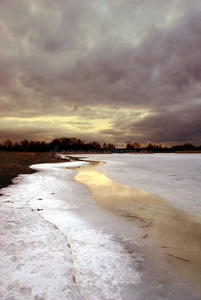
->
[[0, 138, 113, 152], [0, 138, 201, 153]]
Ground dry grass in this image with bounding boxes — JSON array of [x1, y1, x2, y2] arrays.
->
[[0, 151, 69, 190]]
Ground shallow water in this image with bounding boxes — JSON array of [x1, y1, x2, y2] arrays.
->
[[69, 160, 201, 292]]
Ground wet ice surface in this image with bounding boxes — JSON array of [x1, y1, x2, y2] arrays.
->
[[84, 153, 201, 215], [0, 155, 201, 299], [72, 157, 201, 294]]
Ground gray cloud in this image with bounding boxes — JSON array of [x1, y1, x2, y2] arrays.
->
[[106, 103, 201, 145], [0, 0, 201, 145]]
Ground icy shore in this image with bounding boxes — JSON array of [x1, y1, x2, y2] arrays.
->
[[1, 154, 201, 299]]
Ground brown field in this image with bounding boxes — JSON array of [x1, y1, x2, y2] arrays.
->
[[0, 151, 69, 190]]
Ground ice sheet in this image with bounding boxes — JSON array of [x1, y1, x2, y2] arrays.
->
[[74, 153, 201, 216], [1, 155, 201, 299]]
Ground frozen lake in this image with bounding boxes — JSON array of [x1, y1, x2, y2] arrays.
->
[[1, 153, 201, 299]]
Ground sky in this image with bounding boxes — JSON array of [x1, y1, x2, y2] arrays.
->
[[1, 0, 201, 146]]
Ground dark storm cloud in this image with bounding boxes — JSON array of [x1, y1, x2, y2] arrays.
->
[[0, 0, 201, 144], [106, 103, 201, 145]]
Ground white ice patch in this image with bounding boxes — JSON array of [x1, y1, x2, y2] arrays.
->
[[0, 178, 82, 300], [37, 209, 141, 300]]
